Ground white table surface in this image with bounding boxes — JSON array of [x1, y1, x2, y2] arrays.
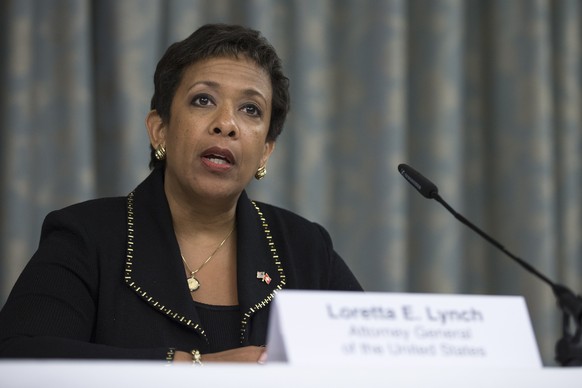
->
[[1, 361, 581, 388]]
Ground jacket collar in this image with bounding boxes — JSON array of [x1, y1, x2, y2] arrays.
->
[[123, 167, 285, 342]]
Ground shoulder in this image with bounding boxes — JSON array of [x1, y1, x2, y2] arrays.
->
[[41, 197, 127, 242], [46, 196, 126, 223], [251, 200, 327, 234], [27, 197, 129, 288], [249, 200, 333, 250]]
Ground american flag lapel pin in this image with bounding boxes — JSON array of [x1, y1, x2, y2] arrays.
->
[[256, 271, 271, 284], [263, 273, 272, 284]]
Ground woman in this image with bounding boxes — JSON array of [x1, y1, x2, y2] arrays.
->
[[0, 24, 362, 364]]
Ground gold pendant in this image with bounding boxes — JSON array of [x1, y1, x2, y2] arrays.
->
[[187, 276, 200, 292]]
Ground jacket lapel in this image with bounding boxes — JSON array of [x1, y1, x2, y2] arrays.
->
[[124, 168, 206, 339], [236, 193, 286, 341]]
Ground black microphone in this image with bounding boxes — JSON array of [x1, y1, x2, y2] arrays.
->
[[398, 163, 582, 366], [397, 163, 438, 199]]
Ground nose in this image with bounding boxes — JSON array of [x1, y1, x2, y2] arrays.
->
[[210, 105, 238, 138]]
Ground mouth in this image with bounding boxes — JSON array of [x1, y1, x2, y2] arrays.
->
[[201, 146, 235, 169]]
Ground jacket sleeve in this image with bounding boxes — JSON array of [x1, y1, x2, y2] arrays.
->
[[0, 207, 170, 360]]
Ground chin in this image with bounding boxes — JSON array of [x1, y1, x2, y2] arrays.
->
[[199, 182, 243, 201]]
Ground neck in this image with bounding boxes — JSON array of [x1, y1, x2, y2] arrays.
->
[[164, 183, 239, 239]]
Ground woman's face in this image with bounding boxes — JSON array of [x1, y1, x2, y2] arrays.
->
[[147, 56, 274, 204]]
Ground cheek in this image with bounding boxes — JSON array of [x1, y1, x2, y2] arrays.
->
[[250, 134, 268, 153], [168, 119, 191, 144], [241, 137, 267, 165]]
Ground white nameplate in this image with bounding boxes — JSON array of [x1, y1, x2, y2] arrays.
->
[[267, 290, 542, 368]]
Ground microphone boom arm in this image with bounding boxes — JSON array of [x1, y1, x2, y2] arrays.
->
[[433, 194, 556, 289], [398, 163, 582, 366]]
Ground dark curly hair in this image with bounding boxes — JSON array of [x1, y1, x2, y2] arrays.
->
[[148, 23, 290, 169]]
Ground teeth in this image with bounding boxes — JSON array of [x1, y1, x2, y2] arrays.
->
[[208, 157, 228, 165]]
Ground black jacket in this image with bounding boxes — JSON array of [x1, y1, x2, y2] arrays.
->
[[0, 167, 362, 359]]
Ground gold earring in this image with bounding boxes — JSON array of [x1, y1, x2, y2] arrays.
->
[[255, 165, 267, 180], [154, 144, 166, 161]]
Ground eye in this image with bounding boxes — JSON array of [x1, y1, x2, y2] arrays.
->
[[191, 94, 214, 107], [241, 103, 262, 117]]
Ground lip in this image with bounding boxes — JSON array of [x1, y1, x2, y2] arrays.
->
[[200, 146, 236, 172]]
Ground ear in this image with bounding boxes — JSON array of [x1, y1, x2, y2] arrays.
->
[[145, 110, 166, 148], [259, 140, 276, 168]]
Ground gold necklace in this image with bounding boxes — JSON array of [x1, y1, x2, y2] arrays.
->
[[181, 226, 235, 292]]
